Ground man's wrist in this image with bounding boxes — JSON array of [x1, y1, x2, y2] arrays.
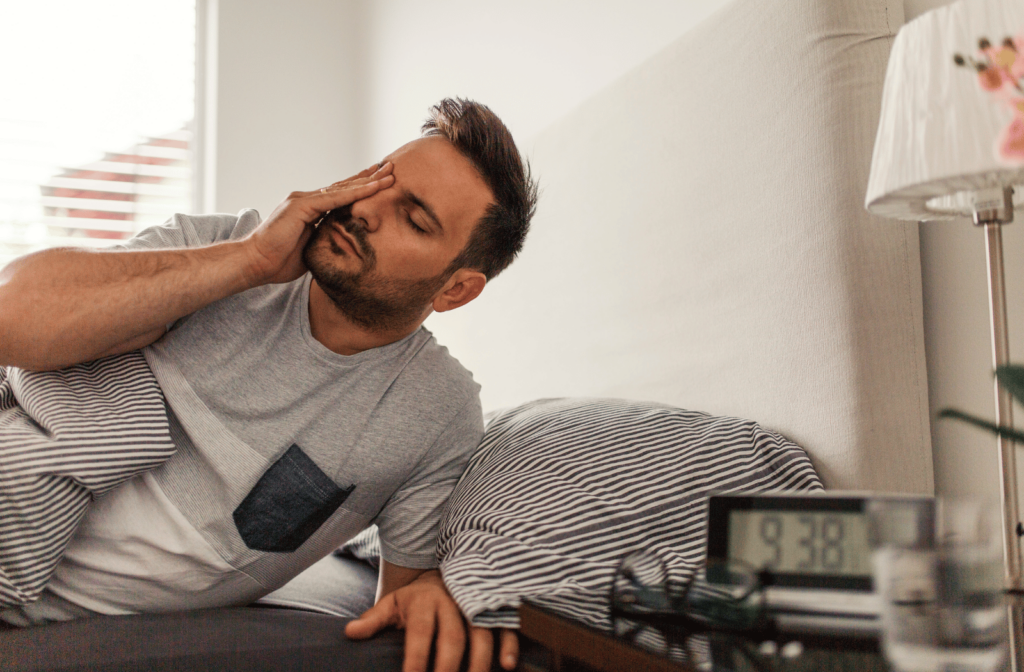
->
[[413, 569, 444, 586], [214, 238, 271, 293]]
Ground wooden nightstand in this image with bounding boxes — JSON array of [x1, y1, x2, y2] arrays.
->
[[518, 599, 893, 672]]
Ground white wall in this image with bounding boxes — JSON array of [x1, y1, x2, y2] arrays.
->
[[200, 0, 368, 218], [921, 222, 1024, 506], [359, 0, 732, 166], [905, 0, 954, 19], [203, 0, 1022, 508], [201, 0, 733, 215]]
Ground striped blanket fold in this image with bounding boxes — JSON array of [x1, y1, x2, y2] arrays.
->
[[437, 397, 824, 630], [0, 351, 175, 607]]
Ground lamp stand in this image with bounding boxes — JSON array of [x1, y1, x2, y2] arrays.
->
[[978, 206, 1022, 672], [981, 221, 1022, 589]]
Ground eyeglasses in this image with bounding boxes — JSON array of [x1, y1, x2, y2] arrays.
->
[[609, 550, 769, 635]]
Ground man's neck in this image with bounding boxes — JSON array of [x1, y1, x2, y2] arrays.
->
[[307, 279, 424, 356]]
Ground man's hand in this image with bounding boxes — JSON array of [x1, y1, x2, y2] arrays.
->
[[344, 569, 519, 672], [242, 162, 394, 286]]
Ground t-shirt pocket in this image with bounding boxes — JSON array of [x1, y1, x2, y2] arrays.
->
[[233, 444, 355, 552]]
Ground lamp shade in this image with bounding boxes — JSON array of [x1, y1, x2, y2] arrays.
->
[[865, 0, 1024, 221]]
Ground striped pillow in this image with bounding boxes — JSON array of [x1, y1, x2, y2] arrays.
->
[[436, 398, 823, 629]]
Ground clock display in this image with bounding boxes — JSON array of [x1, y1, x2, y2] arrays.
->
[[706, 494, 933, 594], [727, 510, 871, 577], [704, 494, 922, 591]]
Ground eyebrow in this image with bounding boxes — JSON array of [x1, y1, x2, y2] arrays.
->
[[403, 190, 444, 233]]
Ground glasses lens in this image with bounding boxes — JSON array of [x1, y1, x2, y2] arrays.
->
[[702, 559, 758, 600], [610, 552, 767, 635], [611, 551, 676, 615], [684, 560, 764, 630]]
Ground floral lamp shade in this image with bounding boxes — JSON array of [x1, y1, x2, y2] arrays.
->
[[865, 0, 1024, 221]]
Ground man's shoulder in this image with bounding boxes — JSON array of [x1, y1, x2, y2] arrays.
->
[[119, 209, 261, 250], [174, 209, 263, 245], [389, 328, 482, 421], [406, 329, 478, 390]]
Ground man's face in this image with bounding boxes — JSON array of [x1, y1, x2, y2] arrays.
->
[[302, 136, 493, 333]]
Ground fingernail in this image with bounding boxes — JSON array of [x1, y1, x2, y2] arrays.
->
[[504, 654, 516, 667]]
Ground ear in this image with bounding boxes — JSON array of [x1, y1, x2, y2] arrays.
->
[[432, 269, 487, 313]]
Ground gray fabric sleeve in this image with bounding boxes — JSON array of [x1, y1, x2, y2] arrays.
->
[[373, 394, 484, 569], [113, 211, 259, 251]]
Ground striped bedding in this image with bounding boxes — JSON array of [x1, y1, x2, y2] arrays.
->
[[436, 398, 823, 629], [0, 351, 175, 607]]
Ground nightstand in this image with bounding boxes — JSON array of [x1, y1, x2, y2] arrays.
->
[[518, 599, 897, 672]]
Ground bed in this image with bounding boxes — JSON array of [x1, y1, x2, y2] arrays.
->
[[0, 0, 931, 668]]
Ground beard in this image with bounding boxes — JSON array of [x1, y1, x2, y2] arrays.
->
[[301, 205, 449, 333]]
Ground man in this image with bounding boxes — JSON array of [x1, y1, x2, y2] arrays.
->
[[0, 98, 537, 672]]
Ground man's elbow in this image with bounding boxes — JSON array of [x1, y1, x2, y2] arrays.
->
[[0, 250, 83, 370], [0, 330, 59, 371], [0, 294, 62, 370], [0, 255, 37, 367], [0, 293, 24, 368]]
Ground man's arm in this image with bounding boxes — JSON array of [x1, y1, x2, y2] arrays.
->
[[346, 559, 519, 672], [0, 163, 393, 371]]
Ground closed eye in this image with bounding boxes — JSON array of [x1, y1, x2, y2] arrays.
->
[[405, 212, 428, 234]]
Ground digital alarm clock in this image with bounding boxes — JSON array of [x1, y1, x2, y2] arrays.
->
[[704, 492, 935, 633]]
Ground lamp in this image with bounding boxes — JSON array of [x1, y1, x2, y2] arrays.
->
[[865, 0, 1024, 596]]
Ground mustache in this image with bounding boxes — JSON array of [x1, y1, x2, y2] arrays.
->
[[319, 205, 372, 260]]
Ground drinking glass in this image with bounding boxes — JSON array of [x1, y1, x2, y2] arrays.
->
[[872, 499, 1007, 672]]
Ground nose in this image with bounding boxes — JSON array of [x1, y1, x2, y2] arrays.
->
[[349, 188, 394, 234]]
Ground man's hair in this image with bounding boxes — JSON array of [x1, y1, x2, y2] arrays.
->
[[422, 98, 537, 281]]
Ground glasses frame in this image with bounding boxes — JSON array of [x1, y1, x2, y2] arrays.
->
[[609, 550, 773, 636]]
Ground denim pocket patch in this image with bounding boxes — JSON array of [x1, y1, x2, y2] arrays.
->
[[233, 444, 355, 553]]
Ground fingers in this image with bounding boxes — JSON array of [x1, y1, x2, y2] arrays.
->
[[350, 161, 387, 182], [464, 626, 518, 672], [329, 161, 393, 189], [277, 162, 392, 226], [307, 172, 393, 216], [399, 607, 441, 672], [351, 164, 379, 181], [344, 594, 401, 640], [321, 162, 393, 197], [499, 630, 519, 670], [467, 627, 494, 672], [311, 162, 393, 213], [346, 571, 475, 672], [415, 599, 466, 672]]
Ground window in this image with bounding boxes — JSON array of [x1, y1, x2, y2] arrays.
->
[[0, 0, 196, 268]]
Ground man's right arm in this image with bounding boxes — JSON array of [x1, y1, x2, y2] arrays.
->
[[0, 162, 394, 371], [0, 242, 257, 371]]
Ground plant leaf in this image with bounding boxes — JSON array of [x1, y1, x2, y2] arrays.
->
[[996, 365, 1024, 407], [938, 408, 1024, 443]]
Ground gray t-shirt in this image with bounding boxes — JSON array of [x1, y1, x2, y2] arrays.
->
[[24, 211, 484, 618]]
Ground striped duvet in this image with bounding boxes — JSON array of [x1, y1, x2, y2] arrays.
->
[[0, 351, 175, 607]]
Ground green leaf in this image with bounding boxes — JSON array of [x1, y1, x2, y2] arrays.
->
[[938, 408, 1024, 443], [996, 365, 1024, 407]]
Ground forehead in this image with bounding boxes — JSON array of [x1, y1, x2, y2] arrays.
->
[[384, 136, 493, 237]]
